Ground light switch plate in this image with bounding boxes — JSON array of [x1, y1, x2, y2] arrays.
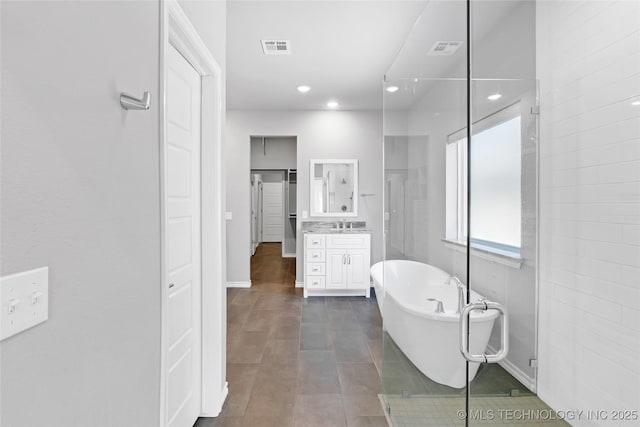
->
[[1, 267, 49, 341], [225, 211, 233, 220]]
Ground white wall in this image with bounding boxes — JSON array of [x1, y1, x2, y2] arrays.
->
[[537, 1, 640, 422], [226, 110, 383, 283], [1, 2, 161, 426], [0, 1, 227, 426], [250, 136, 296, 170]]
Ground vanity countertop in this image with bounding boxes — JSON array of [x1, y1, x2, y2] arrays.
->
[[303, 228, 372, 234], [301, 221, 370, 234]]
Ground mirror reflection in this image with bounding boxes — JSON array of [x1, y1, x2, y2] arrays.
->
[[310, 159, 358, 216]]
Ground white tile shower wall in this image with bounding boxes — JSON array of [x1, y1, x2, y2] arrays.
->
[[537, 1, 640, 423]]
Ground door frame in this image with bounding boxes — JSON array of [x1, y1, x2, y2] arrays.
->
[[160, 1, 227, 424]]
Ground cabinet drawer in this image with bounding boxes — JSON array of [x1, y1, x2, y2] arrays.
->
[[307, 249, 325, 262], [326, 234, 370, 249], [306, 235, 326, 249], [306, 263, 326, 276], [306, 276, 325, 289]]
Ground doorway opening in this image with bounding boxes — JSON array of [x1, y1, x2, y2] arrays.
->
[[249, 136, 297, 289]]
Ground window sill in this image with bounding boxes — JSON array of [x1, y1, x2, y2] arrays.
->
[[442, 239, 523, 269]]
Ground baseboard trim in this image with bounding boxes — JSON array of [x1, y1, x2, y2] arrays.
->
[[219, 382, 229, 414], [200, 381, 228, 417], [282, 253, 297, 258], [226, 281, 251, 288], [295, 281, 304, 288], [486, 344, 536, 393]]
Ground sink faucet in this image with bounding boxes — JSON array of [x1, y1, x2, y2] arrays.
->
[[445, 276, 466, 314]]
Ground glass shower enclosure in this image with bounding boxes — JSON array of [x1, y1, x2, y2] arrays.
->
[[379, 1, 555, 425]]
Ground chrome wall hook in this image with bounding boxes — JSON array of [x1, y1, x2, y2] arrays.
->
[[120, 91, 151, 110]]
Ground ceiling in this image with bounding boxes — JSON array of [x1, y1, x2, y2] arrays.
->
[[226, 0, 428, 111]]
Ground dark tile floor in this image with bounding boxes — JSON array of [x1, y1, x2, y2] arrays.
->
[[195, 243, 387, 427]]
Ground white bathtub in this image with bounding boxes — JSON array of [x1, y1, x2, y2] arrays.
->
[[370, 260, 498, 389]]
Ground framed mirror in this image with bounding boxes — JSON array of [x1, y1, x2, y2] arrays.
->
[[309, 159, 358, 217]]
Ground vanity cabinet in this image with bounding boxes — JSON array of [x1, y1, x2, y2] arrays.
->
[[303, 233, 371, 298]]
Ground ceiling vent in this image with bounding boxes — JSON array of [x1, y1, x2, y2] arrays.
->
[[428, 41, 463, 56], [261, 40, 291, 55]]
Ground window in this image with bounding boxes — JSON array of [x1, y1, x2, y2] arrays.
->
[[446, 103, 522, 257]]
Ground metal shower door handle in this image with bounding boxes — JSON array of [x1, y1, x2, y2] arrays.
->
[[459, 300, 508, 363]]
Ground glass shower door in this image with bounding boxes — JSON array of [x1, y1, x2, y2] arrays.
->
[[381, 76, 470, 426], [464, 77, 551, 425], [380, 0, 471, 424], [379, 1, 556, 425]]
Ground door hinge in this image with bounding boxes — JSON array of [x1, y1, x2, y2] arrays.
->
[[530, 106, 540, 115], [529, 358, 538, 368], [386, 402, 391, 415]]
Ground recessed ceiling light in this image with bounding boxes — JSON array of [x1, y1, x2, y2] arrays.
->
[[487, 93, 502, 101], [631, 100, 640, 106], [297, 85, 311, 93], [327, 101, 339, 108], [386, 86, 399, 93]]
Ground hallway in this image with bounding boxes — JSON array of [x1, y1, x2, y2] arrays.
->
[[250, 243, 296, 289], [196, 243, 386, 427]]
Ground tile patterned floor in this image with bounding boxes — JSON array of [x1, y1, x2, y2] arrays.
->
[[194, 243, 387, 427], [381, 395, 571, 426]]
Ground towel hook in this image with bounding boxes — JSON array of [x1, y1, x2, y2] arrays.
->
[[120, 91, 151, 110]]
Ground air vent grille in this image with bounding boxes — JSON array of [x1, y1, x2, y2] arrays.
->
[[428, 41, 463, 56], [261, 40, 291, 55]]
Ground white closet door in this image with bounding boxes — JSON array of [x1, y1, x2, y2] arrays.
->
[[165, 44, 201, 427], [262, 182, 283, 242]]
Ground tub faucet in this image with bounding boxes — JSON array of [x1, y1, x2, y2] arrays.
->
[[445, 276, 466, 314], [456, 282, 466, 314]]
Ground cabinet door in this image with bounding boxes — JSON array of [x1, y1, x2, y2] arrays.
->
[[325, 249, 347, 289], [346, 249, 370, 289]]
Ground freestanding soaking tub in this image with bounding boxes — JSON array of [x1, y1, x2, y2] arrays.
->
[[370, 260, 499, 389]]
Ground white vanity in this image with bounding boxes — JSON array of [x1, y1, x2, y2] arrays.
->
[[304, 231, 371, 298]]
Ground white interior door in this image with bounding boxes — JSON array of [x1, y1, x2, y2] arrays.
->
[[165, 44, 202, 427], [261, 182, 283, 242], [251, 178, 257, 254], [258, 182, 263, 243]]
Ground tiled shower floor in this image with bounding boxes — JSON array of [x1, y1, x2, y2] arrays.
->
[[380, 395, 570, 426], [381, 334, 568, 426]]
